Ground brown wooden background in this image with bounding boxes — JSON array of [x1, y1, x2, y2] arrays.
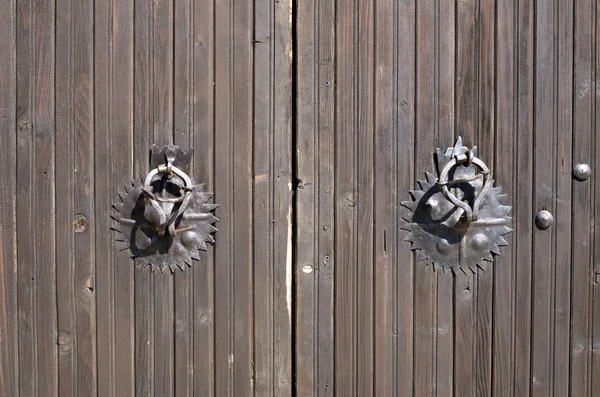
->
[[1, 0, 600, 396], [296, 0, 600, 396], [0, 0, 292, 395]]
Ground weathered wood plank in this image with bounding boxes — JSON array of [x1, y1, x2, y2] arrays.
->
[[152, 2, 175, 397], [252, 0, 275, 389], [0, 0, 18, 394], [254, 0, 293, 395], [231, 0, 254, 394], [413, 1, 436, 396], [454, 1, 479, 395], [72, 0, 96, 392], [272, 1, 293, 393], [474, 0, 495, 395], [314, 0, 336, 391], [295, 0, 317, 392], [356, 0, 375, 394], [213, 0, 233, 392], [191, 0, 215, 394], [111, 0, 136, 393], [435, 0, 455, 394], [373, 0, 396, 394], [396, 0, 415, 394], [173, 0, 192, 393], [594, 1, 600, 393], [530, 1, 556, 395], [553, 1, 574, 396], [33, 0, 58, 383], [571, 0, 595, 394], [93, 0, 114, 393], [133, 0, 154, 393], [513, 0, 535, 394], [295, 0, 337, 392], [16, 0, 38, 394], [55, 0, 75, 392], [334, 0, 358, 394], [493, 0, 517, 395]]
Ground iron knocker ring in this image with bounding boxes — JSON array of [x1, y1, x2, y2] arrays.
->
[[437, 151, 492, 222]]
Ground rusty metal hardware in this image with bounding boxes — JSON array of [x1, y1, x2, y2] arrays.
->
[[401, 137, 512, 273], [112, 145, 219, 273]]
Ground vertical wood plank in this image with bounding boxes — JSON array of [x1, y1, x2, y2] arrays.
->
[[33, 0, 58, 388], [553, 1, 574, 395], [295, 0, 337, 393], [571, 0, 595, 394], [396, 0, 415, 394], [253, 0, 275, 392], [93, 0, 113, 393], [15, 0, 35, 393], [315, 0, 336, 392], [55, 0, 75, 391], [273, 1, 293, 392], [493, 0, 517, 394], [435, 0, 455, 394], [73, 0, 96, 391], [513, 0, 535, 394], [335, 0, 357, 394], [454, 1, 479, 395], [254, 0, 293, 394], [173, 0, 192, 393], [295, 0, 317, 392], [413, 1, 436, 396], [133, 0, 154, 393], [475, 0, 495, 394], [152, 2, 175, 397], [111, 0, 136, 393], [213, 0, 233, 393], [531, 0, 556, 395], [373, 0, 397, 394], [356, 0, 375, 394], [594, 1, 600, 392], [231, 0, 254, 394], [0, 0, 18, 394], [191, 0, 215, 394]]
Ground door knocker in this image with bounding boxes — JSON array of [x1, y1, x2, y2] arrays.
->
[[112, 145, 219, 272], [401, 137, 512, 273]]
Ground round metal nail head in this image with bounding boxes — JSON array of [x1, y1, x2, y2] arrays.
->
[[535, 210, 554, 230], [573, 163, 591, 181]]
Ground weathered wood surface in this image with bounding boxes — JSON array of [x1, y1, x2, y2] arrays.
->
[[295, 0, 600, 396], [1, 0, 600, 395], [0, 0, 292, 395]]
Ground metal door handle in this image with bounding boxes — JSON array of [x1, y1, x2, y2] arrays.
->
[[437, 149, 492, 222]]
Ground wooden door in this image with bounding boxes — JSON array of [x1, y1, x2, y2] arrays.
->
[[1, 0, 599, 396], [0, 0, 292, 395], [295, 0, 600, 396]]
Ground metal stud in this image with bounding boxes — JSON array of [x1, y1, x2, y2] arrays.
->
[[573, 163, 591, 181], [535, 210, 554, 230]]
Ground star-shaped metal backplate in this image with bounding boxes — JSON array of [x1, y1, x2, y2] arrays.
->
[[112, 174, 219, 273], [401, 138, 512, 273]]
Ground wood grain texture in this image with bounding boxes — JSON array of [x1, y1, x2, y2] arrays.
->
[[554, 1, 574, 396], [191, 0, 215, 394], [334, 0, 358, 395], [3, 0, 600, 396], [493, 0, 516, 395], [295, 0, 336, 394], [571, 0, 595, 396], [0, 0, 18, 395], [2, 0, 292, 395], [294, 0, 598, 396], [531, 0, 555, 395]]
